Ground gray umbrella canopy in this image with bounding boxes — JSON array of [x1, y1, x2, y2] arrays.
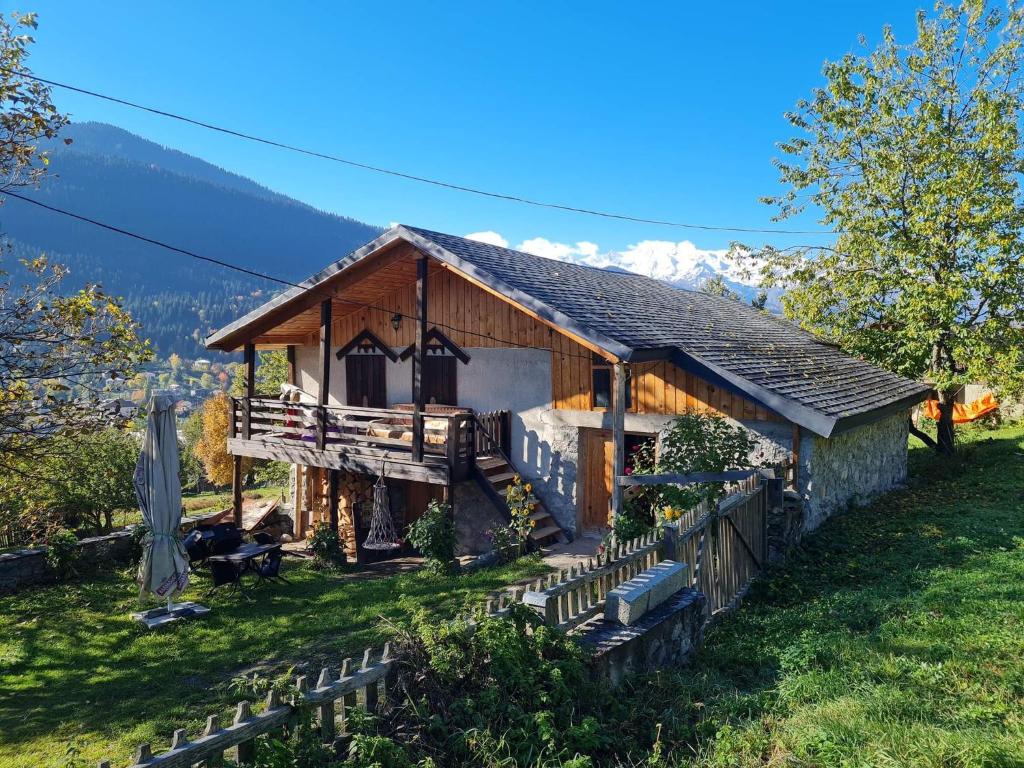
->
[[134, 395, 189, 601]]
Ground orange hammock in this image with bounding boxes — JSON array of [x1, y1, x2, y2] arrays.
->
[[922, 392, 1000, 423]]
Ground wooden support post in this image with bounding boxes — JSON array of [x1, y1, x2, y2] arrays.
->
[[292, 464, 304, 539], [610, 361, 627, 525], [328, 469, 339, 533], [791, 422, 801, 491], [317, 300, 332, 451], [411, 255, 428, 463], [232, 454, 243, 527], [242, 342, 255, 439], [286, 344, 296, 385]]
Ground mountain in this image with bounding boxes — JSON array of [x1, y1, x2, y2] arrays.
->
[[1, 122, 381, 357], [465, 232, 781, 308]]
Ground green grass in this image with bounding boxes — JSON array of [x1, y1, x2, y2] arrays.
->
[[0, 557, 547, 767], [629, 423, 1024, 766]]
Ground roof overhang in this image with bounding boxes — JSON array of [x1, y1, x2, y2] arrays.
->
[[669, 348, 928, 437]]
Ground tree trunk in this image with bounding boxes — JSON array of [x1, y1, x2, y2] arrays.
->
[[935, 391, 957, 455]]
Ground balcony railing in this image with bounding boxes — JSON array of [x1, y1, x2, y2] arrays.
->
[[229, 397, 477, 480]]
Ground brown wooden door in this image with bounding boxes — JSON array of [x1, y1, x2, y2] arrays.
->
[[423, 355, 457, 405], [346, 354, 387, 408], [580, 429, 614, 531]]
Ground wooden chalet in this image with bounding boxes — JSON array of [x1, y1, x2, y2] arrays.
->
[[206, 226, 929, 562]]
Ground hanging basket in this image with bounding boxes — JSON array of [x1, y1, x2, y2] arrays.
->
[[362, 473, 402, 551]]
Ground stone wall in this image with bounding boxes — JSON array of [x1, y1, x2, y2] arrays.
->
[[576, 587, 707, 686], [802, 412, 910, 530], [0, 529, 135, 595]]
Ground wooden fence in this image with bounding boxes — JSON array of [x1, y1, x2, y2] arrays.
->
[[484, 473, 773, 631], [107, 644, 395, 768], [664, 473, 768, 616], [0, 525, 32, 549]]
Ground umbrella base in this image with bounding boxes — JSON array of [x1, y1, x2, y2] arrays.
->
[[131, 601, 211, 630]]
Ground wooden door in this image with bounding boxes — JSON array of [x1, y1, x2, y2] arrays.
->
[[346, 354, 387, 408], [423, 355, 457, 405], [580, 429, 613, 531]]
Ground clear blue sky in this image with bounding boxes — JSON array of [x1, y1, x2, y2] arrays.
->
[[10, 1, 922, 253]]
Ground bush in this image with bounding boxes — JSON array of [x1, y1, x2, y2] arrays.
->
[[45, 528, 80, 578], [653, 412, 754, 518], [406, 500, 455, 575], [308, 522, 346, 570]]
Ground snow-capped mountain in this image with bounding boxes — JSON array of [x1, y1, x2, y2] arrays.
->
[[465, 232, 781, 309]]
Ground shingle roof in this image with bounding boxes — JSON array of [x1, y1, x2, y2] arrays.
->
[[207, 225, 929, 437], [404, 227, 928, 436]]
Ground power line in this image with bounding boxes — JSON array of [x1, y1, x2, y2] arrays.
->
[[0, 189, 605, 362], [6, 66, 838, 237]]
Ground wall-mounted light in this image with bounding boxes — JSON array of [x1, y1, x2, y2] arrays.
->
[[390, 313, 402, 331]]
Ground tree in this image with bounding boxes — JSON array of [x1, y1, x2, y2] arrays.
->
[[700, 275, 739, 299], [229, 349, 289, 396], [747, 1, 1024, 454], [35, 429, 139, 533], [179, 407, 205, 493], [194, 392, 249, 485], [0, 13, 150, 479], [0, 12, 67, 192]]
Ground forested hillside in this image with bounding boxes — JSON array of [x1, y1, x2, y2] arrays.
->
[[0, 122, 381, 357]]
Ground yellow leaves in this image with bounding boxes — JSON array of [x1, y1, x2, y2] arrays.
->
[[195, 393, 247, 485]]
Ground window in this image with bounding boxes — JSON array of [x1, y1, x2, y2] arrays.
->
[[591, 358, 631, 410]]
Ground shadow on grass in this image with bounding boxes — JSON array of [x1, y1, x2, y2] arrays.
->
[[616, 432, 1024, 757], [0, 555, 547, 765]]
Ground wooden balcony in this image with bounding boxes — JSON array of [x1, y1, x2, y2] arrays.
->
[[228, 397, 478, 484]]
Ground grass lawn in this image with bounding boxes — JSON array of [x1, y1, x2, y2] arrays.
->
[[634, 423, 1024, 766], [0, 556, 547, 767]]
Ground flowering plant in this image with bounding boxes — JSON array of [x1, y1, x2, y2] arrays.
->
[[489, 475, 538, 561]]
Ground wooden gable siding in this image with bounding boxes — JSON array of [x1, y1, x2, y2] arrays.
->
[[285, 260, 778, 422], [549, 337, 779, 421], [322, 263, 555, 353]]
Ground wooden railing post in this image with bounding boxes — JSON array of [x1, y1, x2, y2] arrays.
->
[[229, 397, 237, 439]]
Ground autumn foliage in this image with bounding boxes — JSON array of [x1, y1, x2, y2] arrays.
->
[[195, 393, 249, 486]]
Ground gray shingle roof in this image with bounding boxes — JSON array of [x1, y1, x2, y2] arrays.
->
[[207, 225, 929, 437], [403, 226, 929, 436]]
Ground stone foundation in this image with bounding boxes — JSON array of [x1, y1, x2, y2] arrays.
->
[[0, 529, 135, 595], [576, 587, 707, 686]]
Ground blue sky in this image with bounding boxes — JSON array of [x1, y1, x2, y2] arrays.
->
[[11, 1, 922, 255]]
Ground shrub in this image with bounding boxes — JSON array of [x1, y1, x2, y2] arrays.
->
[[308, 522, 346, 570], [406, 499, 455, 575], [45, 528, 80, 579], [654, 412, 754, 516]]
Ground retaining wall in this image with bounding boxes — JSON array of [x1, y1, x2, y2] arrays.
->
[[0, 529, 135, 595]]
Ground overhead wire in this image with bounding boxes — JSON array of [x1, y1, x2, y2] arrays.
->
[[3, 67, 839, 236], [1, 190, 614, 363]]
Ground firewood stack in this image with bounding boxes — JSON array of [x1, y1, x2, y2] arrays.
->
[[337, 472, 373, 560]]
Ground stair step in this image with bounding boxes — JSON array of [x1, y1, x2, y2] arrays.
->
[[529, 524, 562, 542], [528, 509, 550, 522], [476, 456, 506, 470], [487, 471, 516, 486]]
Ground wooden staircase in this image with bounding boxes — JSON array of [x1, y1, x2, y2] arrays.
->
[[473, 452, 564, 547]]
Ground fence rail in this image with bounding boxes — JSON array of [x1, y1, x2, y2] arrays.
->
[[108, 644, 394, 768], [0, 525, 32, 549], [485, 472, 774, 632]]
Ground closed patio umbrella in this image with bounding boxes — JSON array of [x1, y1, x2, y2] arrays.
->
[[134, 395, 189, 609]]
